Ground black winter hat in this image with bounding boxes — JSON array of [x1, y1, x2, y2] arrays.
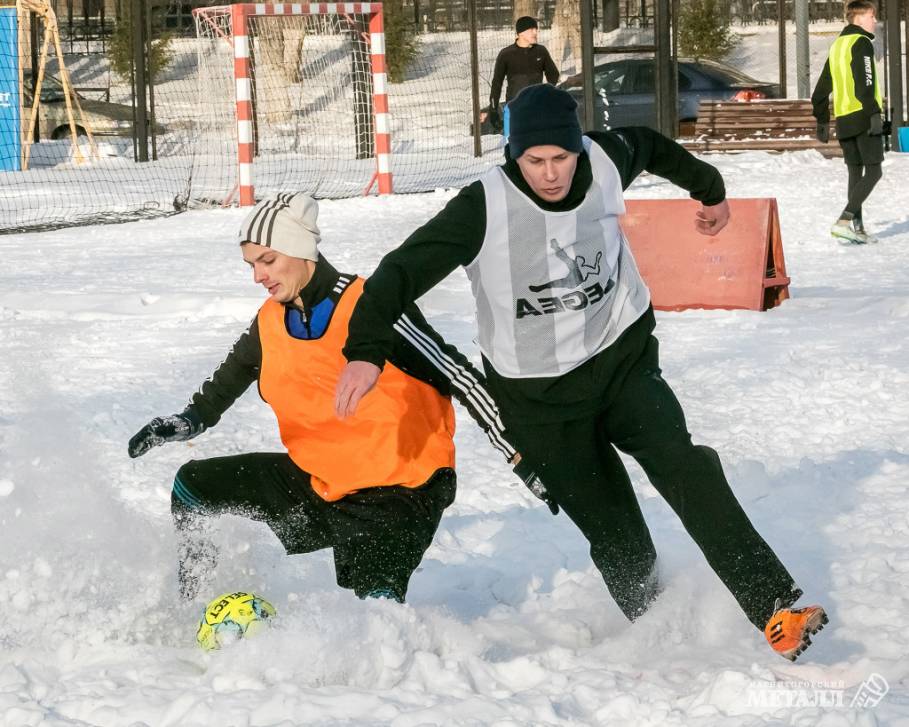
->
[[515, 16, 538, 34], [507, 84, 583, 159]]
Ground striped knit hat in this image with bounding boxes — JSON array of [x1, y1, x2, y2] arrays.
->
[[238, 193, 321, 261]]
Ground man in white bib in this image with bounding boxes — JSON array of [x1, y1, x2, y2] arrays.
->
[[335, 85, 827, 661]]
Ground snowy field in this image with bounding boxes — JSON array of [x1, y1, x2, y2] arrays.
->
[[1, 147, 909, 726]]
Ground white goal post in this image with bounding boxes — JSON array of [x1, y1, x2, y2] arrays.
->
[[193, 2, 392, 206]]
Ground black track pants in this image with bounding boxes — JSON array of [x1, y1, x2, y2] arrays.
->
[[845, 162, 883, 219], [500, 336, 801, 629], [172, 454, 456, 601]]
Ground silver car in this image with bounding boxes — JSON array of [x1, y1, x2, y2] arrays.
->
[[22, 75, 149, 139], [559, 58, 781, 131]]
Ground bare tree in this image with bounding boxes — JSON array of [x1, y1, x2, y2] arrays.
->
[[550, 0, 582, 75], [602, 0, 620, 31], [513, 0, 538, 21], [254, 1, 306, 124]]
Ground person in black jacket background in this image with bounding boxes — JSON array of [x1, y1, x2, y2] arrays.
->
[[335, 85, 829, 661], [811, 0, 886, 244], [489, 16, 560, 136]]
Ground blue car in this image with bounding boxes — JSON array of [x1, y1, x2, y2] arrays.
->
[[559, 58, 781, 131]]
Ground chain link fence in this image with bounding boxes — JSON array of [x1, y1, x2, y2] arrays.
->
[[1, 0, 594, 232], [1, 0, 903, 233]]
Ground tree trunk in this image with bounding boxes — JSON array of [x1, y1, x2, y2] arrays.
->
[[602, 0, 620, 31], [254, 1, 306, 124], [550, 0, 582, 75], [257, 0, 305, 82], [513, 0, 537, 22]]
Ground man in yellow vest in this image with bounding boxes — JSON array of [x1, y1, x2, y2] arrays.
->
[[127, 193, 550, 603], [812, 0, 886, 244]]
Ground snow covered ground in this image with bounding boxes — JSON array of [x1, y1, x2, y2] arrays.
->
[[1, 147, 908, 725]]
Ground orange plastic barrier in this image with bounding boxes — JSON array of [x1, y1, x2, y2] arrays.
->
[[622, 198, 790, 311]]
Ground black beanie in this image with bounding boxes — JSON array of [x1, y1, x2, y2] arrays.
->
[[507, 84, 583, 159], [515, 16, 538, 34]]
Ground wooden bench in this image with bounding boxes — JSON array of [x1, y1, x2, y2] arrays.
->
[[680, 99, 840, 156]]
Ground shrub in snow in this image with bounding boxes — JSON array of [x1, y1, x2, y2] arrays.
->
[[679, 0, 739, 61]]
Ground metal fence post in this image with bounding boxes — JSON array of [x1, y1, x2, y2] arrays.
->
[[655, 0, 675, 136], [467, 0, 481, 157], [795, 0, 809, 97], [777, 0, 787, 98], [581, 0, 596, 132], [29, 10, 39, 143], [885, 0, 903, 149], [132, 0, 149, 162]]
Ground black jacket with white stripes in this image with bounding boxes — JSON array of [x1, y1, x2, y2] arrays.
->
[[343, 127, 725, 420], [185, 255, 520, 468]]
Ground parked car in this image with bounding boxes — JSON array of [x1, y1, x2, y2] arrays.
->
[[21, 75, 162, 140], [471, 105, 503, 136], [558, 58, 781, 131]]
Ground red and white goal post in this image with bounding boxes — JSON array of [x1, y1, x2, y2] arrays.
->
[[193, 2, 392, 206]]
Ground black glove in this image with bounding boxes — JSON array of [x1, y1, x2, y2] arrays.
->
[[488, 106, 503, 133], [869, 114, 883, 136], [513, 458, 559, 515], [816, 123, 829, 144], [128, 409, 204, 459]]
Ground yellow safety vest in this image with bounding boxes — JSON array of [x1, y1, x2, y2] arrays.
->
[[829, 34, 883, 117]]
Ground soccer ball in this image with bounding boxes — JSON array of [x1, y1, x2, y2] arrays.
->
[[196, 591, 276, 651]]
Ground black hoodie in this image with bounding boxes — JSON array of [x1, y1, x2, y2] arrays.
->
[[489, 42, 560, 109]]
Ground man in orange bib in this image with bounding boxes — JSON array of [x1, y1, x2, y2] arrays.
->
[[128, 193, 549, 603]]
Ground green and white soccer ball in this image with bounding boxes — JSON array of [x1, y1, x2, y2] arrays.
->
[[196, 591, 276, 651]]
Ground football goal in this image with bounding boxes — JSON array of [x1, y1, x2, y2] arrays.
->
[[193, 2, 392, 205]]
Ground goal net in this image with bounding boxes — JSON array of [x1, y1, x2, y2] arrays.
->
[[3, 3, 517, 232], [192, 3, 391, 205]]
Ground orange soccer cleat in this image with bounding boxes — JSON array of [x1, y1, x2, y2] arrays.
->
[[764, 601, 828, 661]]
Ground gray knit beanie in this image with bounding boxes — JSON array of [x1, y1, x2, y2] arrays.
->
[[238, 193, 321, 261]]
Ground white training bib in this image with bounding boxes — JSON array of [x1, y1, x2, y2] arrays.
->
[[466, 136, 651, 378]]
